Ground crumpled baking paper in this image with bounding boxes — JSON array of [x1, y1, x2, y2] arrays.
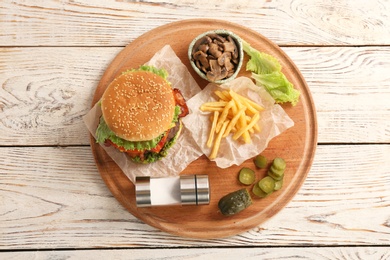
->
[[181, 77, 294, 168], [83, 45, 294, 184], [83, 45, 203, 183]]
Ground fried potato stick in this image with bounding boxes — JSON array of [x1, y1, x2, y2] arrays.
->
[[201, 88, 264, 159], [210, 120, 229, 159], [216, 100, 234, 133], [229, 90, 264, 112], [207, 111, 219, 148], [223, 106, 246, 138], [230, 92, 251, 143], [200, 101, 228, 112], [233, 112, 260, 140], [214, 90, 230, 101]]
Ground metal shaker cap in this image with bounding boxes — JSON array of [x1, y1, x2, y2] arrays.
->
[[135, 176, 151, 207], [195, 174, 210, 205], [180, 174, 210, 205]]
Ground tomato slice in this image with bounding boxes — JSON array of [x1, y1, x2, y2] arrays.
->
[[173, 88, 189, 117], [104, 130, 170, 159], [150, 130, 169, 153], [105, 139, 143, 157]]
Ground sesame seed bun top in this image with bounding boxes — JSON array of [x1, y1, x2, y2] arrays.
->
[[101, 70, 176, 142]]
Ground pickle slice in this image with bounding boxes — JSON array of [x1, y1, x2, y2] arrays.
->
[[252, 182, 269, 198], [267, 170, 284, 181], [269, 164, 285, 177], [254, 155, 267, 169], [238, 167, 255, 185], [272, 157, 286, 171], [258, 176, 275, 194], [274, 179, 284, 191]]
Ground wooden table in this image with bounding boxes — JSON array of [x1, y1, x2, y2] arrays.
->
[[1, 1, 389, 258]]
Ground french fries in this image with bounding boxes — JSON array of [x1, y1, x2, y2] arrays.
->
[[206, 111, 219, 147], [201, 89, 264, 159]]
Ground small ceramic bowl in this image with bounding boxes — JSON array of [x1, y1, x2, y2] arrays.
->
[[188, 29, 243, 84]]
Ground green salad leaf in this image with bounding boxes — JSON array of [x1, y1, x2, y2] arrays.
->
[[242, 40, 300, 106], [131, 123, 181, 164], [96, 116, 163, 151], [243, 42, 281, 74], [123, 65, 169, 81], [96, 105, 181, 151], [251, 72, 300, 106]]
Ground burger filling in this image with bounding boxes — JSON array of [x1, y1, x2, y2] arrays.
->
[[95, 65, 189, 164], [96, 105, 184, 163]]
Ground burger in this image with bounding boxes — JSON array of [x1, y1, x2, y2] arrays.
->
[[95, 65, 189, 163]]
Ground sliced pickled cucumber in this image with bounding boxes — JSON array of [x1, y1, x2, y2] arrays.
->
[[254, 155, 267, 169], [258, 176, 275, 194], [269, 164, 285, 177], [252, 182, 269, 198], [272, 157, 286, 171], [218, 188, 252, 216], [267, 170, 284, 181], [238, 167, 255, 185], [274, 179, 284, 191]]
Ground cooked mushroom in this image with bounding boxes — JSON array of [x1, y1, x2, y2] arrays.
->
[[191, 32, 241, 82], [206, 71, 219, 82], [219, 67, 229, 79], [208, 33, 226, 43], [217, 52, 232, 66], [208, 42, 222, 58], [192, 36, 212, 56], [206, 59, 229, 81], [227, 70, 235, 78], [193, 50, 209, 69], [227, 36, 239, 59], [209, 59, 220, 74], [198, 44, 209, 53], [224, 58, 235, 73], [207, 68, 228, 82]]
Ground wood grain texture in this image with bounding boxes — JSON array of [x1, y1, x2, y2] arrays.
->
[[0, 47, 117, 145], [1, 0, 389, 256], [285, 47, 390, 144], [1, 145, 389, 249], [89, 19, 317, 239], [1, 247, 390, 259], [1, 0, 390, 46], [1, 46, 389, 146]]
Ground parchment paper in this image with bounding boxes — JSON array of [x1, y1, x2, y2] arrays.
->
[[181, 77, 294, 168], [83, 45, 294, 183], [83, 45, 203, 183]]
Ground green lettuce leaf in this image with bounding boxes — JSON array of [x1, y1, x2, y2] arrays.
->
[[243, 41, 281, 74], [96, 116, 163, 151], [251, 72, 300, 106], [123, 65, 169, 81], [242, 40, 300, 106], [171, 105, 180, 124], [96, 105, 181, 151], [131, 122, 182, 164]]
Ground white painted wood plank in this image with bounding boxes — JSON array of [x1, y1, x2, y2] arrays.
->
[[284, 47, 390, 143], [1, 145, 389, 249], [0, 47, 389, 145], [0, 47, 116, 145], [1, 0, 390, 46], [1, 247, 390, 260]]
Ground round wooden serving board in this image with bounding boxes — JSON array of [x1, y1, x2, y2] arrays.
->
[[90, 19, 318, 239]]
